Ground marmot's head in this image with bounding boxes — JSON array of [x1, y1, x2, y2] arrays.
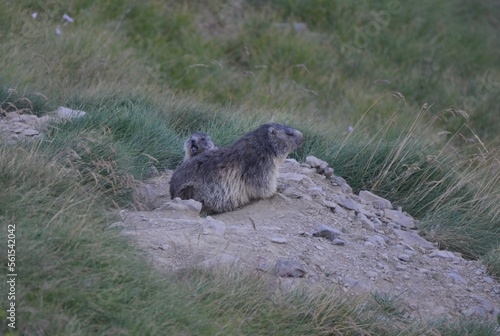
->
[[183, 132, 217, 161], [264, 123, 304, 157]]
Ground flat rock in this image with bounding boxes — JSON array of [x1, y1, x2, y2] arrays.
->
[[203, 216, 226, 236], [312, 224, 341, 241], [56, 106, 87, 120], [392, 229, 435, 250], [158, 197, 202, 213], [383, 209, 415, 229], [358, 190, 392, 209], [429, 250, 458, 259], [335, 196, 360, 212], [447, 272, 467, 285], [271, 237, 288, 244], [274, 259, 306, 278]]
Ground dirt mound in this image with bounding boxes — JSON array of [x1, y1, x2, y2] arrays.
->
[[117, 159, 500, 323]]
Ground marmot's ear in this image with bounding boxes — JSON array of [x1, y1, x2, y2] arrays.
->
[[268, 126, 276, 135]]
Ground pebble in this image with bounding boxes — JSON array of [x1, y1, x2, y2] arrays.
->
[[312, 224, 341, 241], [274, 260, 306, 278], [271, 237, 288, 244]]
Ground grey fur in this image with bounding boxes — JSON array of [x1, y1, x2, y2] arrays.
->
[[182, 132, 217, 162], [170, 123, 304, 214]]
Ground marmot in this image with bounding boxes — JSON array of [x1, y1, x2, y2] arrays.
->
[[170, 123, 304, 214], [183, 132, 217, 162]]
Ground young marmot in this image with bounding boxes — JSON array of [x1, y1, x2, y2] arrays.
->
[[183, 132, 217, 162], [170, 123, 304, 214]]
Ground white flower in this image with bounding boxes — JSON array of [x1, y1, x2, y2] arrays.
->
[[56, 27, 62, 35], [32, 12, 38, 19], [62, 13, 74, 23], [348, 126, 354, 133]]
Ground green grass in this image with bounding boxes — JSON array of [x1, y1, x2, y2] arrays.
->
[[1, 0, 500, 334]]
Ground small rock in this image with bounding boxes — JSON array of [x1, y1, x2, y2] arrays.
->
[[19, 114, 39, 124], [56, 106, 86, 120], [279, 172, 313, 184], [358, 190, 393, 209], [203, 216, 226, 236], [305, 155, 323, 168], [323, 167, 334, 178], [274, 260, 306, 278], [357, 214, 375, 231], [393, 229, 435, 250], [335, 196, 360, 212], [395, 264, 407, 271], [398, 254, 411, 262], [22, 129, 39, 136], [447, 272, 468, 285], [312, 224, 341, 241], [383, 209, 415, 229], [342, 277, 365, 291], [482, 276, 493, 284], [331, 238, 345, 246], [271, 237, 288, 244], [159, 197, 202, 213], [463, 306, 487, 317], [331, 176, 353, 194], [430, 250, 458, 259], [367, 235, 386, 246]]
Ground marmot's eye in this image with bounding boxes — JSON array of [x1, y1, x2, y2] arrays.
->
[[286, 131, 294, 136], [201, 137, 206, 141]]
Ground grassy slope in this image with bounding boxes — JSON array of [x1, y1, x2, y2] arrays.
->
[[1, 0, 499, 334]]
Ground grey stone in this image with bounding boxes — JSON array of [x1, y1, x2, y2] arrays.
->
[[357, 214, 375, 231], [56, 106, 86, 120], [22, 129, 39, 136], [383, 209, 415, 229], [483, 277, 493, 284], [19, 114, 39, 124], [312, 224, 341, 241], [398, 254, 411, 262], [330, 176, 353, 194], [271, 237, 288, 244], [305, 155, 323, 168], [274, 260, 306, 278], [392, 229, 435, 250], [463, 306, 487, 317], [159, 197, 202, 213], [203, 216, 226, 236], [279, 172, 313, 184], [331, 238, 345, 246], [358, 190, 393, 209], [471, 295, 495, 314], [430, 250, 458, 259], [335, 196, 360, 212], [447, 272, 467, 285], [342, 277, 365, 291], [323, 167, 334, 178], [367, 235, 386, 246], [395, 264, 407, 271]]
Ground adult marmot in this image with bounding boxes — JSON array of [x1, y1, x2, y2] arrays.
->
[[170, 123, 304, 214], [183, 132, 217, 162]]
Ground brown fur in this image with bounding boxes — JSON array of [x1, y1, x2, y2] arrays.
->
[[170, 123, 304, 214]]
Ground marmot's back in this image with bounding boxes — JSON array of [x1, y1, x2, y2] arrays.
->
[[170, 123, 304, 214]]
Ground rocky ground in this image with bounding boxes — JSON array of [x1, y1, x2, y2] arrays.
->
[[118, 157, 500, 325]]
